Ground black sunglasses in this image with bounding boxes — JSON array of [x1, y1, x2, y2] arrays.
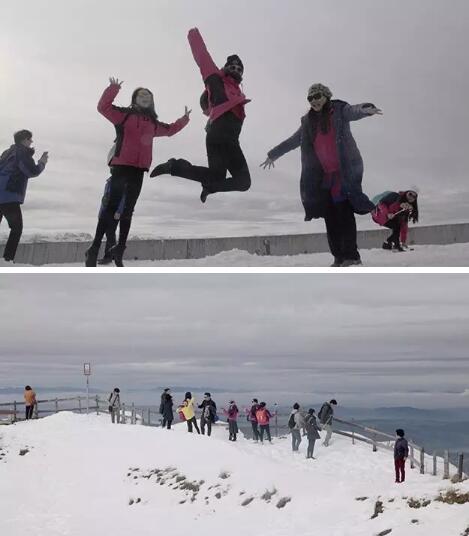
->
[[308, 93, 325, 102]]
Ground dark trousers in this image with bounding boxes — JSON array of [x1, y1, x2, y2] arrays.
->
[[384, 214, 406, 247], [324, 198, 359, 262], [259, 424, 271, 442], [25, 405, 34, 420], [186, 416, 200, 434], [228, 420, 238, 441], [251, 421, 259, 441], [0, 203, 23, 261], [91, 166, 144, 250], [162, 418, 173, 430], [200, 416, 212, 436], [291, 429, 302, 451], [395, 458, 406, 482], [307, 438, 316, 458]]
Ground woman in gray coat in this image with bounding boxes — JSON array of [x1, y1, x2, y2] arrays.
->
[[261, 83, 382, 267], [305, 409, 321, 459]]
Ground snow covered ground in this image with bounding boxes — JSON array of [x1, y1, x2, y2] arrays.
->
[[0, 413, 468, 536]]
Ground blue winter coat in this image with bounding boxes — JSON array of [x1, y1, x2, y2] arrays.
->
[[268, 101, 376, 220], [0, 144, 45, 205]]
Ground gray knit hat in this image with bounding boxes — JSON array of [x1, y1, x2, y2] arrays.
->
[[307, 83, 333, 100]]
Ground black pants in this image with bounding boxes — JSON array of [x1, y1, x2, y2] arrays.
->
[[307, 438, 316, 458], [162, 418, 173, 430], [384, 214, 406, 247], [91, 166, 144, 250], [228, 420, 238, 441], [291, 429, 302, 451], [324, 197, 359, 262], [25, 405, 34, 420], [259, 424, 271, 442], [0, 203, 23, 261], [251, 421, 259, 441], [200, 416, 212, 436], [186, 416, 200, 434]]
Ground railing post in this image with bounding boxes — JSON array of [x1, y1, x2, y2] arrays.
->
[[55, 398, 59, 414], [443, 450, 450, 479], [13, 401, 17, 422], [420, 447, 425, 474], [122, 403, 126, 424], [372, 433, 377, 452], [131, 403, 135, 424], [432, 452, 437, 476], [78, 397, 82, 414], [410, 445, 415, 469], [352, 429, 355, 445], [457, 453, 464, 482], [95, 395, 99, 415], [148, 408, 151, 426], [34, 401, 39, 419]]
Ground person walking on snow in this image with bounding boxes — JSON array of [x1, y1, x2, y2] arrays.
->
[[223, 400, 239, 441], [318, 399, 337, 446], [85, 78, 191, 267], [198, 392, 217, 436], [394, 428, 409, 483], [247, 398, 261, 442], [256, 402, 274, 444], [304, 409, 321, 459], [161, 391, 174, 429], [179, 392, 200, 433], [0, 130, 48, 264], [24, 385, 37, 420], [151, 27, 251, 204], [108, 387, 121, 423], [288, 403, 305, 452], [261, 84, 382, 267], [372, 190, 419, 251]]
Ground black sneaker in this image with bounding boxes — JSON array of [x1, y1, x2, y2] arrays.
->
[[330, 258, 343, 267], [85, 246, 99, 267], [150, 158, 175, 178], [109, 245, 126, 267], [382, 241, 393, 250], [393, 244, 405, 252], [200, 188, 209, 204]]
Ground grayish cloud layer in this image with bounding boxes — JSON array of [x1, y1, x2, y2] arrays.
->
[[1, 274, 468, 407], [1, 0, 468, 241]]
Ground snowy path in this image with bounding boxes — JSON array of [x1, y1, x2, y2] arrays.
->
[[0, 413, 467, 536]]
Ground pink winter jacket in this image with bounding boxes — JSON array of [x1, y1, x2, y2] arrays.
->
[[188, 28, 251, 122], [98, 84, 190, 170], [372, 200, 409, 243]]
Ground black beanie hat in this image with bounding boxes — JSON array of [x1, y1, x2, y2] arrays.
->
[[225, 55, 244, 70]]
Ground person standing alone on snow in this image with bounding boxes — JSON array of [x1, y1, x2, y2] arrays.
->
[[24, 385, 37, 420], [108, 388, 121, 423], [288, 403, 305, 452], [318, 399, 337, 446], [198, 392, 217, 436], [151, 27, 251, 204], [161, 391, 174, 429], [223, 400, 239, 441], [261, 84, 382, 267], [0, 131, 48, 264], [85, 78, 191, 267], [304, 409, 321, 459], [394, 429, 409, 483]]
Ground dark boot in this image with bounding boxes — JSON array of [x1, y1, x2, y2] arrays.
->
[[382, 241, 393, 250], [200, 187, 210, 204], [109, 244, 126, 267], [98, 252, 114, 265], [150, 158, 176, 178], [330, 258, 343, 267], [85, 246, 99, 267]]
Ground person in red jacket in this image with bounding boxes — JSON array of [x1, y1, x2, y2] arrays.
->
[[151, 28, 251, 204], [372, 191, 419, 251], [85, 78, 191, 267]]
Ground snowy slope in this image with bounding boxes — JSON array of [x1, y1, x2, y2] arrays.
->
[[0, 413, 468, 536]]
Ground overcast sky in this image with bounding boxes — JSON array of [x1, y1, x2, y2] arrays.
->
[[1, 274, 469, 408], [1, 0, 468, 241]]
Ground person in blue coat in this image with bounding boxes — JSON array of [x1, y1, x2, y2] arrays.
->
[[0, 130, 48, 263], [261, 84, 382, 267]]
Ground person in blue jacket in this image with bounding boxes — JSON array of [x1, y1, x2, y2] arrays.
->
[[0, 130, 48, 263]]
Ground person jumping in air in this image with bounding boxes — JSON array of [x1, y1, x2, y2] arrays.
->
[[261, 84, 382, 267], [0, 131, 48, 264], [96, 177, 126, 265], [151, 27, 251, 203], [372, 190, 419, 251], [85, 78, 191, 267]]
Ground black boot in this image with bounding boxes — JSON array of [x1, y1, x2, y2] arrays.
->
[[150, 158, 176, 178], [98, 252, 114, 265], [109, 244, 126, 267], [200, 187, 210, 204], [382, 241, 393, 250], [85, 246, 99, 267]]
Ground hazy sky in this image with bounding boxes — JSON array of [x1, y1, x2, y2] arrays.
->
[[1, 274, 469, 408], [1, 0, 468, 241]]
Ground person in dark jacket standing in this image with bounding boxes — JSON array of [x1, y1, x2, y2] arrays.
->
[[261, 84, 382, 267], [151, 27, 251, 204], [248, 398, 261, 442], [0, 130, 48, 263], [159, 388, 171, 415], [198, 392, 217, 436], [108, 387, 121, 423], [223, 400, 239, 441], [85, 78, 190, 267], [304, 409, 321, 459], [394, 429, 409, 483], [161, 392, 174, 429], [318, 399, 337, 447]]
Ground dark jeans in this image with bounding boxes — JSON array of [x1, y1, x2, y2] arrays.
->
[[162, 418, 173, 430], [324, 197, 359, 263], [228, 420, 238, 441], [384, 214, 406, 247], [25, 405, 34, 420], [200, 416, 212, 436], [307, 438, 316, 458], [0, 203, 23, 261], [259, 424, 271, 442], [291, 429, 302, 451], [186, 416, 200, 434], [91, 166, 144, 250], [395, 458, 406, 482], [251, 421, 259, 441]]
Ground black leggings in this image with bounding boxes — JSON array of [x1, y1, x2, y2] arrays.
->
[[384, 214, 406, 246], [25, 405, 34, 420], [324, 197, 359, 262], [186, 417, 200, 434], [91, 166, 144, 249], [0, 203, 23, 261]]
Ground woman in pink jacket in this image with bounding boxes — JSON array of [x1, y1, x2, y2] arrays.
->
[[372, 190, 419, 251], [85, 78, 191, 267], [151, 28, 251, 204]]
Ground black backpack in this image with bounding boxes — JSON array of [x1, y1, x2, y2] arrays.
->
[[288, 413, 296, 430]]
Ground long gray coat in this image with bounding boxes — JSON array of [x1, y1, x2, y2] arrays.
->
[[268, 100, 376, 220]]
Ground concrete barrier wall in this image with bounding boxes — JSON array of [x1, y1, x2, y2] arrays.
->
[[4, 222, 469, 266]]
